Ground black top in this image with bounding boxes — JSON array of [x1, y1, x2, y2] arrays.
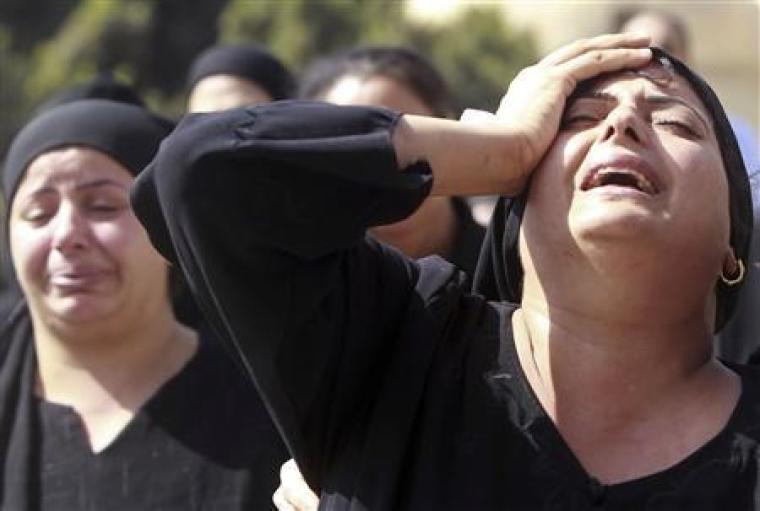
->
[[447, 197, 485, 276], [132, 101, 760, 510], [0, 297, 287, 511], [37, 339, 287, 511]]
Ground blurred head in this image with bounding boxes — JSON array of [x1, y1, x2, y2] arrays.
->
[[300, 46, 453, 118], [615, 9, 690, 61], [301, 46, 456, 258], [3, 100, 174, 330], [186, 44, 295, 113], [474, 50, 751, 331], [36, 71, 145, 114]]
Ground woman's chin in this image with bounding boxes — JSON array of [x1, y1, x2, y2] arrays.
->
[[570, 203, 666, 243], [43, 295, 119, 327]]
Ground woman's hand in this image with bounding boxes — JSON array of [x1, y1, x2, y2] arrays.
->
[[495, 32, 652, 174], [272, 459, 319, 511], [392, 33, 651, 198]]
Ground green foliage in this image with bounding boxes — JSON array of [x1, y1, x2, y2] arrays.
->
[[0, 24, 33, 157], [25, 0, 152, 103]]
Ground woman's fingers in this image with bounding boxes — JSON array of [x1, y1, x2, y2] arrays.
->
[[540, 32, 651, 66], [272, 486, 296, 511], [491, 34, 653, 175], [556, 47, 652, 85], [273, 459, 320, 511]]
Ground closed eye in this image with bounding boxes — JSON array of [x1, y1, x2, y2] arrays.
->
[[561, 114, 600, 130], [654, 118, 700, 138], [22, 210, 53, 224]]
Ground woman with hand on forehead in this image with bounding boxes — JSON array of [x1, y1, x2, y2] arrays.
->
[[133, 33, 758, 509], [0, 100, 286, 510]]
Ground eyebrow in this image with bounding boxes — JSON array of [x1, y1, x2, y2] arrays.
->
[[25, 178, 128, 198], [571, 91, 710, 132]]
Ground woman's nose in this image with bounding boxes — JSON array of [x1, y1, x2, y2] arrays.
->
[[599, 106, 644, 145], [51, 205, 90, 253]]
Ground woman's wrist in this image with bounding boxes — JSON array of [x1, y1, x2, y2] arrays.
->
[[392, 113, 528, 197]]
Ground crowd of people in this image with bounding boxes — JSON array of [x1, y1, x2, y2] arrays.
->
[[1, 7, 759, 511]]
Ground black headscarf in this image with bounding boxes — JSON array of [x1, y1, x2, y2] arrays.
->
[[0, 99, 173, 511], [34, 71, 145, 114], [187, 44, 296, 101], [472, 48, 752, 333]]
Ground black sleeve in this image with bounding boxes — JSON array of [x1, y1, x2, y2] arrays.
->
[[131, 101, 444, 485]]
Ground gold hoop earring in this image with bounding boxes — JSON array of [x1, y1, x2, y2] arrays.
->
[[721, 259, 745, 286]]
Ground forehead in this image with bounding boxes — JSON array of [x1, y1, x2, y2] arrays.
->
[[575, 66, 709, 118], [322, 74, 434, 116], [192, 75, 271, 100], [19, 146, 133, 191]]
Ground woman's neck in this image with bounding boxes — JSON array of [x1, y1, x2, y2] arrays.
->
[[512, 301, 739, 484], [32, 301, 198, 414]]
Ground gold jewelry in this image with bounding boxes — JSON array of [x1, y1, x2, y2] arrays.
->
[[720, 259, 745, 286]]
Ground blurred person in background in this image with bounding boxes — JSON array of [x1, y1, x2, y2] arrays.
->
[[0, 99, 286, 510], [186, 43, 296, 113], [301, 46, 485, 275], [616, 7, 760, 364]]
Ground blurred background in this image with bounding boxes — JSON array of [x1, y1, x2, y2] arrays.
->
[[0, 0, 757, 162]]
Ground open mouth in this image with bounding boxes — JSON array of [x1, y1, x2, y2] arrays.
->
[[581, 168, 659, 195]]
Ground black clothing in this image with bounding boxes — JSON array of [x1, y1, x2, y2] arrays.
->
[[0, 304, 287, 511], [447, 198, 485, 276], [132, 101, 760, 510], [37, 340, 286, 511], [36, 72, 145, 114]]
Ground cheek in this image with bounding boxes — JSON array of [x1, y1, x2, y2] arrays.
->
[[8, 223, 50, 287], [670, 144, 729, 225], [528, 134, 586, 212], [96, 217, 166, 277], [664, 141, 732, 252]]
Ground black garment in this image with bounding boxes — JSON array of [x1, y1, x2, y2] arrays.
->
[[37, 339, 287, 511], [132, 102, 760, 510], [447, 198, 485, 276], [35, 72, 145, 114], [0, 303, 287, 511]]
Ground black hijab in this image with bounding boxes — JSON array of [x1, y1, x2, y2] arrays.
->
[[472, 48, 752, 333], [0, 99, 172, 511], [187, 44, 296, 101], [34, 72, 145, 114]]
